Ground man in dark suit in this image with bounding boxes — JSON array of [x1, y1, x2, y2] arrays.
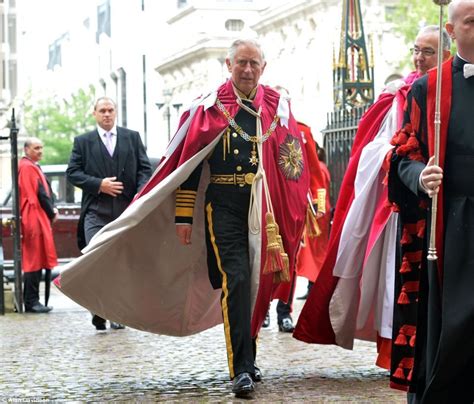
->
[[67, 96, 152, 331]]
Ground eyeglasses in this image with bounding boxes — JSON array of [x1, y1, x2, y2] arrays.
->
[[410, 47, 436, 57]]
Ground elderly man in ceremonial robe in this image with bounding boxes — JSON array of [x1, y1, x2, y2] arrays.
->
[[55, 38, 322, 397]]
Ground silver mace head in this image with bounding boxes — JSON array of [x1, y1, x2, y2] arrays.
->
[[433, 0, 451, 5]]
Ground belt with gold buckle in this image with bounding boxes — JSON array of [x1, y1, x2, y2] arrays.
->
[[210, 173, 256, 186]]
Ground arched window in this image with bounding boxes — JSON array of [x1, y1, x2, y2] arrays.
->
[[225, 19, 244, 32]]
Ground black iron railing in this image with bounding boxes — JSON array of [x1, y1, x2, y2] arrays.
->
[[322, 105, 369, 207], [0, 109, 22, 314]]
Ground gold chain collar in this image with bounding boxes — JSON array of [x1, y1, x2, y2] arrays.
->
[[215, 98, 279, 144]]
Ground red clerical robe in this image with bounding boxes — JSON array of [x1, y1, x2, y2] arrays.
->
[[294, 121, 331, 283], [18, 157, 58, 272], [296, 160, 331, 283], [55, 80, 311, 337], [294, 72, 420, 364]]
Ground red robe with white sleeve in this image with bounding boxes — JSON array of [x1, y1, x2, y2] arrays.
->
[[294, 73, 420, 359]]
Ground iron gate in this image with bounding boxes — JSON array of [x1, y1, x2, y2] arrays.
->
[[322, 105, 370, 207]]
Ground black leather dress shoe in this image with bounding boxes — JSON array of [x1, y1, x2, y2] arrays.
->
[[232, 372, 255, 397], [92, 314, 106, 331], [252, 365, 262, 382], [110, 322, 126, 330], [278, 317, 295, 332], [25, 303, 52, 313]]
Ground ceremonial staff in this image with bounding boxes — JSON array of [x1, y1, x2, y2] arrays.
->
[[427, 0, 451, 261]]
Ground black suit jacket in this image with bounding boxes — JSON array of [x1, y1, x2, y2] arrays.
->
[[67, 126, 152, 249]]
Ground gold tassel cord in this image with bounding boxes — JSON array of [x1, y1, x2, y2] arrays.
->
[[274, 234, 290, 283], [263, 212, 285, 275], [262, 212, 291, 283]]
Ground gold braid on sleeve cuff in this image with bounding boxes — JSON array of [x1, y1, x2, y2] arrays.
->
[[176, 189, 197, 218]]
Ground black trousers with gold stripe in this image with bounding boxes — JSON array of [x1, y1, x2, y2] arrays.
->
[[205, 185, 256, 379]]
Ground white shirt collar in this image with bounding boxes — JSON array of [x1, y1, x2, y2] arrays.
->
[[97, 125, 117, 136], [457, 53, 470, 63]]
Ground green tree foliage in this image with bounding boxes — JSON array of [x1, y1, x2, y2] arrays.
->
[[388, 0, 451, 70], [388, 0, 442, 45], [23, 85, 96, 164]]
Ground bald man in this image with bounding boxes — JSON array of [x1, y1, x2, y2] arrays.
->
[[18, 137, 58, 313]]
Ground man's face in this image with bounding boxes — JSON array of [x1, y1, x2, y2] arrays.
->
[[93, 100, 116, 131], [446, 1, 474, 56], [226, 44, 266, 96], [25, 141, 43, 162], [412, 32, 439, 75]]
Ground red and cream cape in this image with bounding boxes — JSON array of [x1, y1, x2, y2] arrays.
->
[[295, 122, 331, 283], [55, 80, 310, 337]]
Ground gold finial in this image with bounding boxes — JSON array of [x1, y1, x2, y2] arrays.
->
[[339, 0, 347, 68], [359, 49, 367, 73]]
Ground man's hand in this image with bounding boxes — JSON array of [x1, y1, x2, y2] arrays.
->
[[176, 224, 192, 245], [420, 156, 443, 198], [100, 176, 124, 197]]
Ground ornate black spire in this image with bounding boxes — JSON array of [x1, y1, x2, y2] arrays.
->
[[333, 0, 374, 110]]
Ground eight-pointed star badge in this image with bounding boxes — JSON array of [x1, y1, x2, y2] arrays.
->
[[278, 134, 304, 180]]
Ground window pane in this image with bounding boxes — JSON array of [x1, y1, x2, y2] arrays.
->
[[48, 175, 63, 203], [96, 1, 111, 42], [225, 19, 244, 31], [8, 14, 16, 53], [8, 59, 16, 98], [1, 13, 5, 43]]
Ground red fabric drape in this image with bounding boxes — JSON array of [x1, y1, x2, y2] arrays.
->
[[294, 90, 397, 344]]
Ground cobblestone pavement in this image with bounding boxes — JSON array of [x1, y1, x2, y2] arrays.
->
[[1, 278, 406, 403]]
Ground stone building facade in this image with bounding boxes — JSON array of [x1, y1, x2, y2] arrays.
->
[[1, 0, 404, 188]]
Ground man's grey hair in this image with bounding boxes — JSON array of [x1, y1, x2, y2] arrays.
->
[[94, 96, 116, 110], [418, 25, 451, 50], [226, 39, 265, 62], [24, 137, 43, 149]]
